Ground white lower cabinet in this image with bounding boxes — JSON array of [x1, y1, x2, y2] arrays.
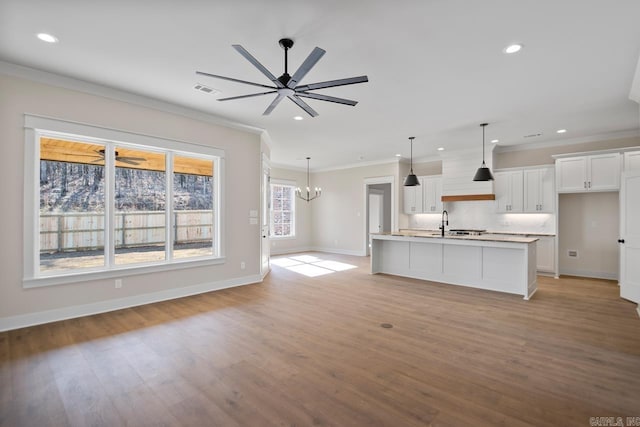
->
[[536, 236, 555, 273]]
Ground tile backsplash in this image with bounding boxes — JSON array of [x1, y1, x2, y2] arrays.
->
[[408, 201, 555, 234]]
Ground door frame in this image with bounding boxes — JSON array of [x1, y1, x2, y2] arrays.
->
[[260, 153, 271, 278], [363, 176, 396, 256], [620, 170, 640, 306]]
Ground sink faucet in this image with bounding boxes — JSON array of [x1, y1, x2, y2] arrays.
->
[[440, 210, 449, 237]]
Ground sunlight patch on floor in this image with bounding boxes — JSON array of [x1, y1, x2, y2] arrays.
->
[[271, 255, 357, 277]]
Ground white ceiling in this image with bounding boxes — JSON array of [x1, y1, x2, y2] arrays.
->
[[1, 0, 640, 169]]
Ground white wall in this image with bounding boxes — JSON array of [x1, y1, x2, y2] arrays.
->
[[311, 162, 398, 255], [270, 167, 312, 255], [558, 192, 620, 279], [0, 72, 262, 328]]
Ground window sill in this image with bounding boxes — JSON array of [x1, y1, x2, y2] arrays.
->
[[270, 236, 297, 241], [23, 256, 226, 289]]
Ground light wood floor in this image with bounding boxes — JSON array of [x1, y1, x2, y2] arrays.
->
[[2, 252, 639, 426]]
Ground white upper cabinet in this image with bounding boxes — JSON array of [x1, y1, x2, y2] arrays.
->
[[404, 176, 443, 214], [524, 167, 555, 212], [494, 170, 523, 212], [556, 153, 620, 192], [423, 176, 443, 213], [624, 151, 640, 172], [403, 180, 423, 214]]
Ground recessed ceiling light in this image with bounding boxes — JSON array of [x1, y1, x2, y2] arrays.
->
[[37, 33, 58, 43], [293, 116, 303, 121], [556, 129, 567, 134], [437, 147, 444, 151], [503, 44, 522, 54], [395, 153, 402, 157], [491, 139, 499, 143]]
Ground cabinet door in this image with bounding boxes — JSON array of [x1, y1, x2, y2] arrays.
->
[[536, 236, 555, 273], [588, 153, 620, 191], [494, 172, 511, 212], [538, 166, 555, 212], [524, 169, 539, 212], [403, 186, 417, 214], [433, 177, 443, 212], [509, 170, 524, 212], [422, 176, 443, 212], [525, 167, 555, 212], [416, 177, 424, 213], [624, 151, 640, 172], [556, 157, 587, 192]]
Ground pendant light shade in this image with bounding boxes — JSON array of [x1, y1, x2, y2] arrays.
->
[[473, 123, 494, 182], [296, 157, 321, 202], [404, 136, 420, 187]]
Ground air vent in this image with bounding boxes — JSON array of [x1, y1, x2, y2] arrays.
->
[[194, 83, 219, 95], [523, 133, 543, 138]]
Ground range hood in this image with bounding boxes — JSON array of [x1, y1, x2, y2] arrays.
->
[[440, 147, 495, 202]]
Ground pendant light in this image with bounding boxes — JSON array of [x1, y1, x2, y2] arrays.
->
[[296, 157, 321, 202], [404, 137, 420, 186], [473, 123, 494, 181]]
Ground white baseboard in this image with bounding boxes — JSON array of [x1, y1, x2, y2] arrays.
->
[[559, 269, 618, 280], [270, 246, 312, 256], [0, 274, 262, 332], [309, 247, 365, 256]]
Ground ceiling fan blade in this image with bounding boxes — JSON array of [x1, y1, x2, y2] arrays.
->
[[295, 92, 358, 106], [117, 159, 140, 166], [287, 47, 326, 88], [288, 95, 319, 117], [263, 93, 286, 116], [218, 90, 278, 101], [296, 75, 369, 91], [231, 45, 285, 88], [196, 71, 276, 90], [117, 157, 146, 162]]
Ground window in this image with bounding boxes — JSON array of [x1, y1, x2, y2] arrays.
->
[[24, 115, 223, 286], [270, 180, 295, 238]]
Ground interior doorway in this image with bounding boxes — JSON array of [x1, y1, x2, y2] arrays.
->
[[364, 182, 393, 256]]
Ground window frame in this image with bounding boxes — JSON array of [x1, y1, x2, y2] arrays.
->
[[23, 114, 225, 288], [269, 179, 296, 239]]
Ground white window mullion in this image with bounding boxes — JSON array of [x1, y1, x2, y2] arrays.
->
[[104, 144, 115, 268], [166, 153, 174, 262]]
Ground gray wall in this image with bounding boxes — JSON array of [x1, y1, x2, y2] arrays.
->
[[0, 72, 262, 323]]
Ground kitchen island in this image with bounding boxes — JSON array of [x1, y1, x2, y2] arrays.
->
[[370, 231, 538, 299]]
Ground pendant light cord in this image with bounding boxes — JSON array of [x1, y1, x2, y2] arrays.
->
[[409, 137, 415, 173], [481, 123, 487, 166]]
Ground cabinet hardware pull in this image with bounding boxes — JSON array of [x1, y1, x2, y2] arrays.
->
[[588, 181, 591, 188], [584, 181, 586, 188], [618, 239, 625, 244]]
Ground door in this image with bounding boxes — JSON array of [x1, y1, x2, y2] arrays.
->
[[369, 193, 384, 234], [620, 171, 640, 304], [260, 158, 270, 277]]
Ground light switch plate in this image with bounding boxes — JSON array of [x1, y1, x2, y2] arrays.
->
[[249, 218, 258, 225], [249, 210, 258, 218]]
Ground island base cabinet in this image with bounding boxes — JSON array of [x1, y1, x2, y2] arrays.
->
[[371, 235, 537, 299]]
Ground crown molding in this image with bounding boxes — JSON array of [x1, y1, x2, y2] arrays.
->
[[0, 60, 266, 136], [270, 162, 308, 172], [493, 129, 640, 153]]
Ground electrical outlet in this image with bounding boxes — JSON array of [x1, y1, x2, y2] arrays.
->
[[240, 261, 246, 270], [115, 279, 122, 288], [568, 250, 578, 258]]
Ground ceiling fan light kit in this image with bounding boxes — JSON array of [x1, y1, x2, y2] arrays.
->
[[404, 136, 420, 187], [196, 38, 368, 117], [472, 123, 495, 182], [296, 157, 321, 202]]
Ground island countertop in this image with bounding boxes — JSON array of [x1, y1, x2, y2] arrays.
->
[[372, 231, 539, 244]]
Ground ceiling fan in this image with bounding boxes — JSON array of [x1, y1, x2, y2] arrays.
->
[[196, 38, 368, 117], [89, 149, 146, 166]]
